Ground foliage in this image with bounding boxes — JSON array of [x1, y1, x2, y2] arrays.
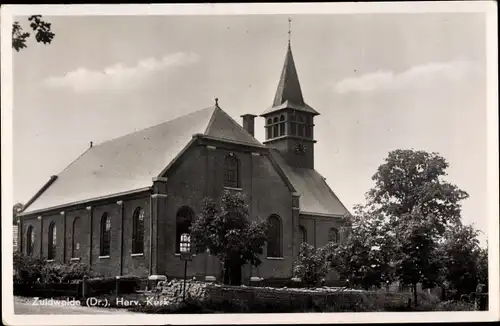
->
[[190, 190, 268, 285], [326, 208, 396, 290], [392, 209, 443, 293], [365, 149, 470, 305], [436, 224, 486, 297], [41, 262, 91, 283], [293, 242, 330, 287], [14, 252, 47, 282], [14, 252, 91, 283], [12, 15, 55, 51], [367, 149, 469, 234]]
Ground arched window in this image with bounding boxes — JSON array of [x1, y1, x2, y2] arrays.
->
[[48, 222, 56, 260], [100, 213, 111, 256], [176, 207, 194, 253], [279, 115, 285, 136], [267, 215, 282, 257], [267, 118, 272, 125], [328, 227, 340, 243], [299, 225, 307, 244], [72, 217, 80, 258], [223, 154, 239, 188], [132, 207, 145, 254], [26, 226, 35, 256]]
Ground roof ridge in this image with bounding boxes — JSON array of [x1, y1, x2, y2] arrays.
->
[[94, 106, 217, 149]]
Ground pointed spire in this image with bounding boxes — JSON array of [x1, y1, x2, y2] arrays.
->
[[272, 41, 304, 107]]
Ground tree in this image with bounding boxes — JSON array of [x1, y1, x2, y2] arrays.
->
[[327, 207, 396, 290], [437, 224, 486, 298], [393, 208, 443, 305], [12, 15, 55, 51], [368, 149, 469, 235], [293, 242, 330, 288], [190, 190, 268, 285], [13, 202, 24, 225], [365, 150, 469, 305]]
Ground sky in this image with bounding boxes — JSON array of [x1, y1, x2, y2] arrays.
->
[[12, 13, 488, 244]]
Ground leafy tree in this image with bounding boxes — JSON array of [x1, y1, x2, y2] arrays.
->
[[293, 242, 330, 287], [12, 15, 55, 51], [359, 150, 468, 305], [392, 208, 443, 304], [327, 207, 396, 290], [437, 224, 486, 298], [190, 190, 268, 285], [368, 149, 469, 235]]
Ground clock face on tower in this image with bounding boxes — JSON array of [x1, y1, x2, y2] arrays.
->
[[294, 143, 307, 155]]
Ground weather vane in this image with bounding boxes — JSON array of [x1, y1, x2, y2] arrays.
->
[[288, 17, 292, 44]]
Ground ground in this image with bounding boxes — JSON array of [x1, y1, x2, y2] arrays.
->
[[13, 296, 140, 315]]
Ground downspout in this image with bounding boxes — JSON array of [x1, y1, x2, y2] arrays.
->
[[118, 201, 124, 276], [149, 194, 153, 276]]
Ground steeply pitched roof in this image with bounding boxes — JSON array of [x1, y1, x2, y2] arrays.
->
[[22, 105, 263, 215], [270, 149, 350, 217], [261, 43, 320, 117]]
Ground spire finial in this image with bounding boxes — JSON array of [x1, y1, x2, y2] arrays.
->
[[215, 97, 219, 107], [288, 17, 292, 44]]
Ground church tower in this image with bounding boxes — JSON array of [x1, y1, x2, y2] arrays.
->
[[260, 27, 319, 169]]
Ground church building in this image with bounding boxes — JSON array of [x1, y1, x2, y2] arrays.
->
[[17, 40, 350, 283]]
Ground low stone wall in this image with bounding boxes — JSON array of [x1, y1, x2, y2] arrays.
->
[[147, 280, 425, 312]]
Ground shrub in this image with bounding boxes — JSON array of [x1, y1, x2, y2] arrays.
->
[[41, 262, 91, 283], [14, 252, 47, 283], [293, 243, 330, 287]]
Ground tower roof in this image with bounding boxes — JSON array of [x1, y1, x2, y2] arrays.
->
[[261, 43, 320, 117]]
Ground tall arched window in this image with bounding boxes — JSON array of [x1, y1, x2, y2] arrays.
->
[[100, 213, 111, 256], [328, 227, 340, 243], [176, 207, 194, 253], [26, 226, 35, 256], [299, 225, 307, 244], [267, 215, 282, 258], [279, 115, 285, 136], [223, 154, 239, 188], [48, 222, 56, 260], [72, 217, 80, 258], [132, 207, 145, 254]]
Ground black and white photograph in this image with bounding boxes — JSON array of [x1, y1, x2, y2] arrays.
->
[[1, 2, 498, 325]]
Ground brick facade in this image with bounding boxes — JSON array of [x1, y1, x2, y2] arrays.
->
[[18, 137, 345, 283]]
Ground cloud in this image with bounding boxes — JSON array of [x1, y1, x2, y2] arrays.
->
[[334, 60, 480, 95], [44, 52, 200, 93]]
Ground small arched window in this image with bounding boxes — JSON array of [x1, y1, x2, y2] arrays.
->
[[132, 207, 145, 254], [273, 117, 278, 123], [26, 226, 35, 256], [100, 213, 111, 256], [176, 207, 194, 253], [48, 222, 56, 260], [267, 215, 282, 258], [267, 118, 272, 125], [72, 217, 80, 258], [299, 225, 307, 244], [328, 227, 340, 243], [223, 154, 239, 188]]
